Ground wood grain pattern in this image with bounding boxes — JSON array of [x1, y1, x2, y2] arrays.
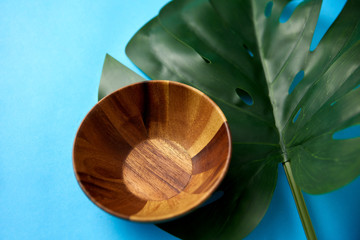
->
[[73, 80, 231, 222]]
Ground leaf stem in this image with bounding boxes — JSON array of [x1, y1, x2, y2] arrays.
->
[[282, 161, 317, 240]]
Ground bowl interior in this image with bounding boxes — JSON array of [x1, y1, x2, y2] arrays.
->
[[73, 80, 231, 222]]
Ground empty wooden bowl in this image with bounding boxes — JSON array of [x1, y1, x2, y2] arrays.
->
[[73, 80, 231, 222]]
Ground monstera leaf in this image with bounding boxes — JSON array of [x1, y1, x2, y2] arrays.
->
[[99, 0, 360, 239]]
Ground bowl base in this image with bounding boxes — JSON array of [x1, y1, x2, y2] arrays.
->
[[123, 138, 193, 201]]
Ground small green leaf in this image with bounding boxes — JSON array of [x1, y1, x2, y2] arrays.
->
[[98, 54, 144, 100]]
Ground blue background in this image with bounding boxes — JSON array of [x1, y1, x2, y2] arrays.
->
[[0, 0, 359, 239]]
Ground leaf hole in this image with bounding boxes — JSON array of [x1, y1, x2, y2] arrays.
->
[[236, 88, 253, 105], [279, 0, 304, 23], [332, 125, 360, 140], [264, 1, 273, 18], [310, 0, 347, 51], [330, 101, 337, 106], [201, 56, 211, 64], [243, 44, 254, 57], [354, 84, 360, 90], [199, 191, 224, 208], [288, 70, 304, 95], [292, 108, 301, 123]]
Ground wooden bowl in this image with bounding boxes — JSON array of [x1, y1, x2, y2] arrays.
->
[[73, 80, 231, 222]]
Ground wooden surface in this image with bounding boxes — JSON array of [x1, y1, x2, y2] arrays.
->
[[73, 80, 231, 222]]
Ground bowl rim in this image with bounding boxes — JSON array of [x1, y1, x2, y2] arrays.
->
[[72, 80, 232, 222]]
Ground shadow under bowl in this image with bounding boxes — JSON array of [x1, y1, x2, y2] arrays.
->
[[73, 80, 231, 222]]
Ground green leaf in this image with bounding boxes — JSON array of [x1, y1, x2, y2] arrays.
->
[[98, 54, 144, 100], [123, 0, 360, 238]]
